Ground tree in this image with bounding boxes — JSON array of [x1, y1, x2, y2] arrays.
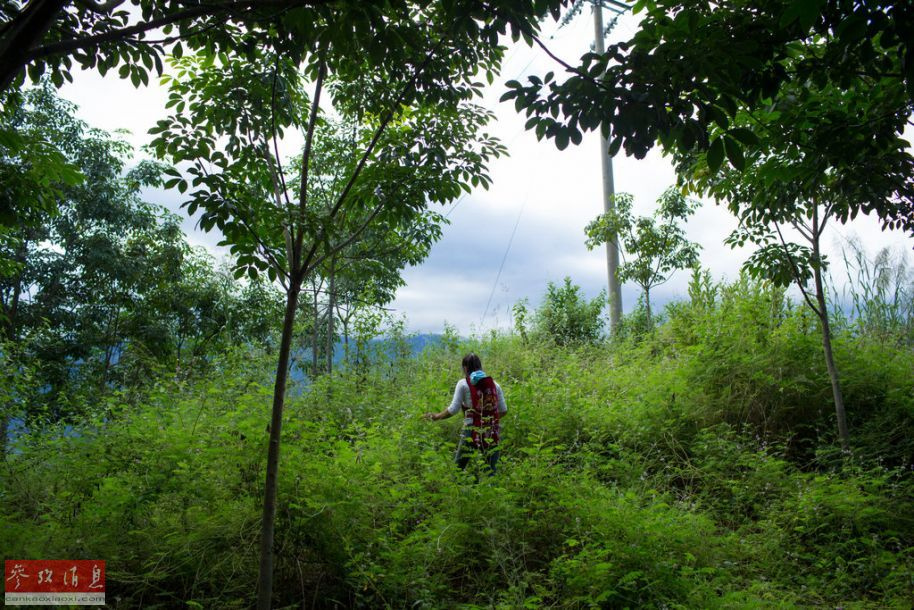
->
[[0, 0, 355, 94], [329, 205, 446, 368], [280, 119, 448, 377], [0, 82, 83, 286], [503, 1, 913, 174], [501, 0, 914, 232], [502, 0, 914, 451], [662, 20, 914, 450], [1, 85, 179, 409], [1, 1, 581, 96], [147, 4, 564, 603], [146, 248, 285, 377], [528, 276, 606, 345], [0, 85, 279, 423], [585, 187, 699, 328]]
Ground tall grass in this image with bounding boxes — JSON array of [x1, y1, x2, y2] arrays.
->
[[834, 235, 914, 344], [2, 275, 913, 608]]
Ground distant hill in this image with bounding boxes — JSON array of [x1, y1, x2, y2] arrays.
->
[[289, 333, 442, 384], [403, 333, 442, 354]]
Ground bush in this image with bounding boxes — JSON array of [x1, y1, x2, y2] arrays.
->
[[3, 275, 913, 608], [524, 277, 606, 346]]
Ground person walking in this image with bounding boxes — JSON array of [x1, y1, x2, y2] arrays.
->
[[424, 353, 507, 476]]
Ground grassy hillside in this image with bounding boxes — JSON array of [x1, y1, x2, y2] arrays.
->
[[2, 279, 913, 608]]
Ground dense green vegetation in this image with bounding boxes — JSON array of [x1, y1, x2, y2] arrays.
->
[[3, 271, 913, 608], [3, 1, 914, 608]]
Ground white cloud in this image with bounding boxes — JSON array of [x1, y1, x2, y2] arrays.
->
[[53, 8, 912, 336]]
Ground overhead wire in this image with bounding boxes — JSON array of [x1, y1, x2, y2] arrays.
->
[[436, 12, 593, 327], [476, 10, 598, 328], [441, 18, 568, 220], [480, 195, 528, 326]]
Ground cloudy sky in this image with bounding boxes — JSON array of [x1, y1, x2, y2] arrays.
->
[[58, 7, 912, 334]]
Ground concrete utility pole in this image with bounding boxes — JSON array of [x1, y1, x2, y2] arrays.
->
[[593, 3, 623, 333]]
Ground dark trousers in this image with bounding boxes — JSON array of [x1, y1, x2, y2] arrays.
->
[[455, 430, 500, 476]]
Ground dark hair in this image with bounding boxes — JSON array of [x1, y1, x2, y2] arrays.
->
[[462, 353, 482, 374]]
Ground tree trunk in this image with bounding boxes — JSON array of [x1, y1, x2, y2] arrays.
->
[[342, 314, 350, 363], [311, 283, 319, 377], [2, 282, 20, 341], [0, 414, 8, 463], [100, 304, 120, 390], [326, 257, 336, 375], [2, 238, 28, 342], [256, 282, 301, 610], [644, 287, 652, 329], [2, 241, 26, 460], [811, 211, 850, 451]]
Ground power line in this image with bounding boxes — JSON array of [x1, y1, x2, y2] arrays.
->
[[456, 15, 592, 326], [475, 2, 636, 329], [481, 196, 528, 326], [475, 18, 596, 327]]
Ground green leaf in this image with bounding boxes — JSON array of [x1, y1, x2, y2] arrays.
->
[[555, 130, 569, 151], [780, 0, 824, 30], [608, 136, 623, 157], [708, 105, 729, 129], [836, 12, 868, 43], [706, 137, 724, 173], [728, 128, 759, 147], [723, 136, 745, 171]]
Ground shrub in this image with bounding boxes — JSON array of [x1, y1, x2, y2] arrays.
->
[[528, 277, 606, 346], [3, 274, 913, 608]]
